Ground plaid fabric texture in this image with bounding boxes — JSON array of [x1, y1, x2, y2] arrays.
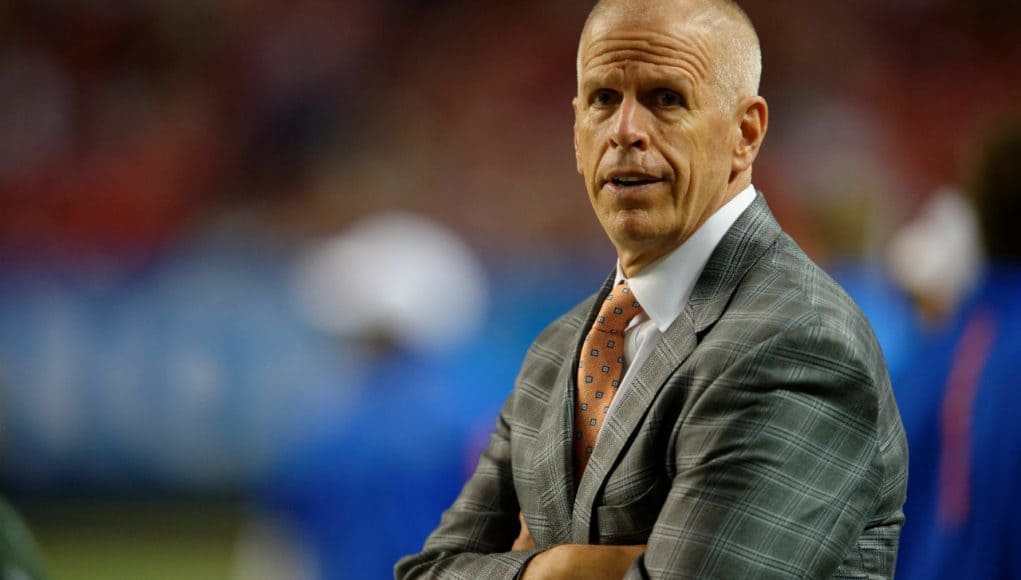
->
[[396, 194, 908, 579]]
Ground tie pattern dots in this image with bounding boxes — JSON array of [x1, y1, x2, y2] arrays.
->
[[574, 281, 644, 482]]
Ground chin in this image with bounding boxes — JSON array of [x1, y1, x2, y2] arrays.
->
[[605, 211, 666, 246]]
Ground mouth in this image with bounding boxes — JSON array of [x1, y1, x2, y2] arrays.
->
[[601, 172, 665, 193]]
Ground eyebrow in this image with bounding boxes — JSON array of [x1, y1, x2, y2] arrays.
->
[[579, 65, 696, 96]]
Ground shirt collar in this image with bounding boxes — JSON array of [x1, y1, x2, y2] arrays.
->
[[615, 184, 757, 332]]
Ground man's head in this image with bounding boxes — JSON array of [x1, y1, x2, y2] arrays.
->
[[573, 0, 767, 275], [970, 116, 1021, 262]]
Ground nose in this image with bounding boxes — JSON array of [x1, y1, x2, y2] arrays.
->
[[610, 96, 650, 151]]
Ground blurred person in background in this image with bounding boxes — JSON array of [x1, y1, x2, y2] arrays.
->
[[398, 0, 907, 578], [241, 213, 494, 580], [886, 188, 983, 330], [891, 116, 1021, 580]]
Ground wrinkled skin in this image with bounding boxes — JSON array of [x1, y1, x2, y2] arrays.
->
[[573, 1, 766, 276]]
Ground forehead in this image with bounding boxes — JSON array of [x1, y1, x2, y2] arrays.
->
[[578, 10, 715, 83]]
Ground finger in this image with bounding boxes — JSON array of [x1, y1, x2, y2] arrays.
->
[[512, 511, 535, 551]]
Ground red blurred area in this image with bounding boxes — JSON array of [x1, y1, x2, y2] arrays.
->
[[0, 0, 1018, 263]]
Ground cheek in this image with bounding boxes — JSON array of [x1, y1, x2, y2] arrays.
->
[[702, 117, 733, 160], [575, 124, 602, 200], [578, 123, 601, 161], [654, 128, 695, 182], [660, 121, 719, 178]]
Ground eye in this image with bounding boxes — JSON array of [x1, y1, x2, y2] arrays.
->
[[590, 89, 620, 107], [652, 89, 685, 109]]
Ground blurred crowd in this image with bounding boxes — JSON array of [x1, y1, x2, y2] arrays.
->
[[0, 0, 1019, 578]]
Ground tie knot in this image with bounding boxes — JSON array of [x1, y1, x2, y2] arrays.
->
[[593, 281, 643, 334]]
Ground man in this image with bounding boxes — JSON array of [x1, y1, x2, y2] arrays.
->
[[397, 0, 907, 578]]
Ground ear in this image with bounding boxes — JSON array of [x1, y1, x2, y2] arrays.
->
[[731, 96, 768, 177], [572, 97, 583, 175]]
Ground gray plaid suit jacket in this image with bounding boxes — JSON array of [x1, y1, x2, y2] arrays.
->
[[396, 194, 908, 579]]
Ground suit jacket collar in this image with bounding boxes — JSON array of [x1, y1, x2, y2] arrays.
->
[[617, 184, 757, 333], [570, 192, 783, 541]]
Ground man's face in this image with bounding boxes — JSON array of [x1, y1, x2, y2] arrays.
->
[[574, 7, 740, 269]]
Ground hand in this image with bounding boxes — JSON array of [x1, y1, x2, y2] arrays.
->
[[521, 543, 646, 580], [512, 512, 535, 551]]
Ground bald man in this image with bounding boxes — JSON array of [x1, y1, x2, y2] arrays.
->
[[396, 1, 907, 578]]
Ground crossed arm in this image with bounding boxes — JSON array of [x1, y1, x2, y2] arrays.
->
[[514, 513, 645, 580], [396, 324, 892, 579], [392, 392, 646, 580]]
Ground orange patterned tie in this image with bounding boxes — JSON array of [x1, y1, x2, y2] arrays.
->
[[574, 280, 643, 482]]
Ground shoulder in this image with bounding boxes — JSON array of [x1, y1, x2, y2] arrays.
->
[[696, 228, 906, 491], [722, 230, 885, 370], [687, 193, 880, 368]]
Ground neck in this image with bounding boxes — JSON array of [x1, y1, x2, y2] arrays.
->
[[620, 182, 751, 278], [618, 245, 672, 278]]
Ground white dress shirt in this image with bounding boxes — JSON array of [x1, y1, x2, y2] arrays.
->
[[598, 184, 757, 439]]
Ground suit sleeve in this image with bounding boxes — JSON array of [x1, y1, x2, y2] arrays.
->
[[395, 392, 540, 580], [626, 323, 885, 579]]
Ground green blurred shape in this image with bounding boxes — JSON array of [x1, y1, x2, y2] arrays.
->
[[0, 496, 48, 580], [21, 497, 240, 580]]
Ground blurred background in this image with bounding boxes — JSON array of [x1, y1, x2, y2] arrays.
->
[[0, 0, 1019, 578]]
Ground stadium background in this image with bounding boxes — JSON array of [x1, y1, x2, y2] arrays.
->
[[0, 0, 1018, 578]]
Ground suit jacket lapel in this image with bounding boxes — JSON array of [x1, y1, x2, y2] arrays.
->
[[529, 354, 577, 544], [571, 193, 783, 541], [572, 309, 699, 542], [531, 273, 614, 544]]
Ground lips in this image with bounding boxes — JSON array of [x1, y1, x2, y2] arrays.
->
[[601, 171, 665, 191]]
